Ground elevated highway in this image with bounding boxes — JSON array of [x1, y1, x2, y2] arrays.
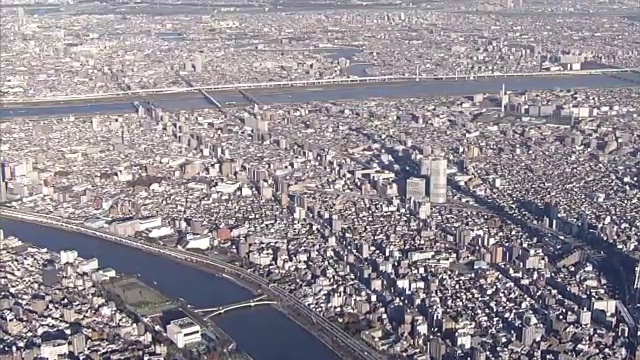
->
[[2, 68, 638, 105], [0, 208, 383, 360]]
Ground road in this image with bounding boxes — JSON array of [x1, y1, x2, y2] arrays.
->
[[0, 208, 383, 360]]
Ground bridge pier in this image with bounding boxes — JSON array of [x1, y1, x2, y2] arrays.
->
[[199, 89, 225, 114], [237, 88, 261, 107], [603, 72, 640, 86]]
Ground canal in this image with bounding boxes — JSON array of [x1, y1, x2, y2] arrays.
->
[[0, 218, 342, 360]]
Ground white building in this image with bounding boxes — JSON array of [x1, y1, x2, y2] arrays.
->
[[147, 226, 174, 238], [60, 250, 78, 264], [166, 318, 201, 348], [179, 234, 211, 250], [40, 340, 69, 360], [138, 216, 162, 231], [77, 258, 99, 273]]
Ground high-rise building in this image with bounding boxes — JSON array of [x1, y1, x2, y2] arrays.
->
[[471, 347, 487, 360], [277, 179, 289, 207], [237, 241, 249, 258], [521, 314, 540, 347], [70, 333, 86, 354], [456, 226, 471, 248], [42, 260, 59, 287], [359, 242, 369, 258], [419, 158, 431, 176], [0, 168, 6, 203], [17, 7, 26, 29], [406, 177, 426, 199], [429, 158, 448, 203], [192, 55, 203, 73], [331, 216, 342, 232], [490, 244, 504, 264], [429, 337, 446, 360]]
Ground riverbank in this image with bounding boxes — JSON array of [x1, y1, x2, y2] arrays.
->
[[2, 73, 639, 119], [0, 211, 374, 360]]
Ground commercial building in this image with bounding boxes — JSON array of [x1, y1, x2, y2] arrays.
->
[[406, 177, 426, 199], [178, 234, 211, 250], [166, 318, 201, 348], [60, 249, 78, 264], [0, 169, 6, 203], [70, 333, 86, 354], [41, 260, 59, 287], [40, 340, 68, 360], [77, 258, 99, 273], [419, 158, 431, 176], [429, 157, 448, 204]]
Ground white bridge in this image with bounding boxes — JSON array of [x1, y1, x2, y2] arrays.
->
[[2, 67, 639, 104], [194, 294, 277, 319]]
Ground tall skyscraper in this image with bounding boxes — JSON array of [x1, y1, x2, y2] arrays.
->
[[17, 7, 26, 29], [70, 333, 86, 354], [429, 158, 448, 203], [406, 177, 426, 199], [0, 170, 6, 203], [500, 83, 507, 115]]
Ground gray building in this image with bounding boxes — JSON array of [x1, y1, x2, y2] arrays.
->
[[237, 241, 249, 258], [41, 260, 59, 287], [406, 177, 426, 199], [70, 333, 86, 354]]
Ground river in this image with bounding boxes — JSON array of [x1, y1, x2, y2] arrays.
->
[[0, 218, 342, 360], [3, 73, 640, 119]]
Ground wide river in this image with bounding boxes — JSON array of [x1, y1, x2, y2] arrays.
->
[[0, 218, 342, 360], [2, 73, 640, 119]]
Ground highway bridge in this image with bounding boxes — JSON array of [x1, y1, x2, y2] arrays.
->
[[194, 294, 277, 319], [2, 67, 639, 104], [0, 208, 383, 360]]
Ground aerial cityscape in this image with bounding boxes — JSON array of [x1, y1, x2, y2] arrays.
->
[[1, 0, 640, 359]]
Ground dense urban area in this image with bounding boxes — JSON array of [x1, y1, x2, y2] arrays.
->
[[0, 231, 250, 360], [1, 0, 640, 99], [2, 0, 640, 359], [0, 233, 170, 360]]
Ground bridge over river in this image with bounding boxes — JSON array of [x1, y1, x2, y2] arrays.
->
[[194, 294, 278, 319]]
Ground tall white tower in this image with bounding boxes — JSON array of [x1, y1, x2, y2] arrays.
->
[[17, 7, 26, 29], [501, 83, 506, 116], [429, 157, 448, 204]]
